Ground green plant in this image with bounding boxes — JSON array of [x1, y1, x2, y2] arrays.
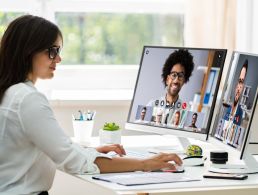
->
[[102, 122, 120, 131]]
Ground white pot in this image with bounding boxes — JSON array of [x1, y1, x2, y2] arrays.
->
[[99, 129, 121, 145], [73, 120, 94, 145]]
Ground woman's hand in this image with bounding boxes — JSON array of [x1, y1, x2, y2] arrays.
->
[[141, 153, 182, 172], [95, 144, 126, 157]]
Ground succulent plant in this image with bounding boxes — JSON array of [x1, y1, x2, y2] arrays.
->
[[103, 122, 120, 131]]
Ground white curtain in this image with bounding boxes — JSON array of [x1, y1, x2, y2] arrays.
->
[[184, 0, 236, 51], [183, 0, 238, 120], [236, 0, 258, 54]]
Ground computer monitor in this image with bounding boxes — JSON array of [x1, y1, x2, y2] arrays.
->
[[209, 51, 258, 174], [126, 46, 227, 146]]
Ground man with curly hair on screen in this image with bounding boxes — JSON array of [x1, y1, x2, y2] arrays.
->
[[148, 49, 195, 125]]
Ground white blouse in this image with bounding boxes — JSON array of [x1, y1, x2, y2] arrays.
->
[[0, 81, 106, 195]]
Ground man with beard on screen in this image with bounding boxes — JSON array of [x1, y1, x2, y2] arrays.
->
[[224, 60, 248, 126], [147, 49, 194, 125]]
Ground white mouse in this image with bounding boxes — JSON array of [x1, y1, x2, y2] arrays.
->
[[182, 156, 206, 167]]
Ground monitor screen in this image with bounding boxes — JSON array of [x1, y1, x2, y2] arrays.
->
[[208, 87, 258, 174], [211, 52, 258, 152], [127, 46, 227, 139]]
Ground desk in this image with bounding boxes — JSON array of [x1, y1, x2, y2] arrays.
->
[[53, 135, 258, 195]]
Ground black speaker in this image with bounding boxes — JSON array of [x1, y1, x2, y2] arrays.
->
[[210, 151, 228, 164]]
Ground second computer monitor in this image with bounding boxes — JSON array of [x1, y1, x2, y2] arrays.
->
[[211, 51, 258, 153], [126, 46, 227, 140]]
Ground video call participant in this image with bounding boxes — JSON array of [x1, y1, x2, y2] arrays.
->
[[135, 106, 152, 123], [188, 112, 198, 128], [226, 124, 237, 144], [215, 119, 224, 139], [172, 110, 181, 127], [224, 60, 248, 126], [154, 108, 163, 125], [233, 126, 244, 147], [135, 106, 147, 122], [147, 49, 195, 124]]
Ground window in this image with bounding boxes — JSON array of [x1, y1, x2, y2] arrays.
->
[[56, 12, 184, 65], [0, 0, 184, 66], [0, 12, 25, 38], [0, 0, 185, 99]]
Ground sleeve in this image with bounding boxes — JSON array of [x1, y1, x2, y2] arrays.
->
[[18, 92, 108, 174]]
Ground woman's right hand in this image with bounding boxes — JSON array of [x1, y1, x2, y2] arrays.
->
[[141, 153, 182, 172]]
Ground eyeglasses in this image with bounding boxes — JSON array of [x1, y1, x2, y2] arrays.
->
[[47, 46, 61, 59], [169, 71, 185, 81]]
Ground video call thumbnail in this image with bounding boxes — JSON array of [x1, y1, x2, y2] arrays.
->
[[128, 46, 227, 134], [212, 52, 258, 151], [135, 104, 205, 132]]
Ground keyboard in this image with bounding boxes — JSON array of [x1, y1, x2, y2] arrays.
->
[[108, 148, 186, 159], [125, 149, 152, 159], [107, 149, 150, 159]]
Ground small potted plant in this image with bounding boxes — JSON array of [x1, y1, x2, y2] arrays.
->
[[99, 122, 121, 145]]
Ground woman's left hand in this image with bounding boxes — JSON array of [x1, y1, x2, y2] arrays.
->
[[96, 144, 126, 157]]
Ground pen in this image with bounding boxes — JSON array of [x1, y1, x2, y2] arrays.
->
[[91, 111, 96, 120], [78, 110, 84, 120]]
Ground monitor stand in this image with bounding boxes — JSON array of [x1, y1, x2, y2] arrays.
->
[[208, 152, 258, 174]]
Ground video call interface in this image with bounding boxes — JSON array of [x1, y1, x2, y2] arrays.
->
[[128, 47, 227, 134], [212, 52, 258, 151]]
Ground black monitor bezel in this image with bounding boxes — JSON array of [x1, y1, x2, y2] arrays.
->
[[240, 87, 258, 159]]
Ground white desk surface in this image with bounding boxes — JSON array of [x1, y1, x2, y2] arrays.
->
[[75, 135, 258, 195]]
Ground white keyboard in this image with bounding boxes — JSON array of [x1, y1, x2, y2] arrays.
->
[[108, 148, 185, 159], [125, 149, 152, 159]]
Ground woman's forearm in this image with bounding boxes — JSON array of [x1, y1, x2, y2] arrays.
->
[[94, 157, 144, 173], [94, 152, 182, 173]]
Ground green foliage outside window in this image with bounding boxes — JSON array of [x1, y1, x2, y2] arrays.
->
[[0, 12, 24, 38], [0, 12, 184, 65], [56, 13, 184, 65]]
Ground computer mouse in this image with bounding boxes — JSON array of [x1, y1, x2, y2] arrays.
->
[[182, 155, 206, 166], [153, 165, 185, 173]]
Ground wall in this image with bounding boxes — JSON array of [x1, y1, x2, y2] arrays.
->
[[50, 100, 145, 137]]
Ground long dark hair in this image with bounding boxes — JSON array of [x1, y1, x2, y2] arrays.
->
[[0, 15, 62, 103]]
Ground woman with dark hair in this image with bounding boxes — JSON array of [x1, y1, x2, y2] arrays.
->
[[0, 15, 182, 194]]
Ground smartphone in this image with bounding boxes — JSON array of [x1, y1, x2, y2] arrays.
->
[[203, 172, 248, 180]]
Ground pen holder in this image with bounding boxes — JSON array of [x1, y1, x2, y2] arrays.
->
[[73, 120, 94, 145]]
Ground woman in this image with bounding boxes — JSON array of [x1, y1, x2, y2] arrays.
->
[[0, 15, 182, 195]]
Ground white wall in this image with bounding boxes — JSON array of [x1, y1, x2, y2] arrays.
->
[[50, 100, 147, 137]]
